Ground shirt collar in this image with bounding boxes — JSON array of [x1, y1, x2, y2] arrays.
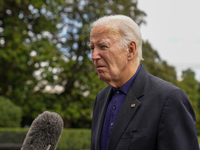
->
[[113, 64, 141, 94]]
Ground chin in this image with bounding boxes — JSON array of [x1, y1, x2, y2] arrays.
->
[[98, 74, 110, 83], [99, 75, 106, 81]]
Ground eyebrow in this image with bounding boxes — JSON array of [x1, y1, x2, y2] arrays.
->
[[88, 41, 108, 48], [99, 41, 107, 45]]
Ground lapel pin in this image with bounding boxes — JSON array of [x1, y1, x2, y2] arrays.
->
[[131, 104, 135, 108]]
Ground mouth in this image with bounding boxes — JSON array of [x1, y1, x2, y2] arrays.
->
[[96, 66, 106, 69]]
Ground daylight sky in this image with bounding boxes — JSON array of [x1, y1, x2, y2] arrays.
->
[[138, 0, 200, 80]]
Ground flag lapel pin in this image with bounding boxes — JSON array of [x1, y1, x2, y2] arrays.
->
[[131, 104, 135, 108]]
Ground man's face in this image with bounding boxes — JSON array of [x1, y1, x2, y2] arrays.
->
[[90, 25, 130, 86]]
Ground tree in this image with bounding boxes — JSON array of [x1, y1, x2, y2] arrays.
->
[[0, 0, 147, 127], [0, 96, 22, 127], [0, 0, 65, 125], [141, 41, 177, 85], [178, 69, 200, 128]]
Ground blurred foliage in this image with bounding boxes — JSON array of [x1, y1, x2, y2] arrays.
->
[[0, 0, 67, 126], [141, 41, 177, 85], [177, 69, 200, 128], [0, 0, 199, 130], [57, 129, 91, 150], [0, 96, 22, 127]]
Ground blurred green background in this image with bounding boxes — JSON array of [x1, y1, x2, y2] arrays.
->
[[0, 0, 199, 149]]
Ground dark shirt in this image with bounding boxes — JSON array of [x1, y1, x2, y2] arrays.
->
[[100, 64, 141, 150]]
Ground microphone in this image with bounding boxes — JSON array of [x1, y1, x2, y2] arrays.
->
[[21, 111, 64, 150]]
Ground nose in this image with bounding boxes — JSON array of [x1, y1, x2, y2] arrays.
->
[[92, 49, 101, 60]]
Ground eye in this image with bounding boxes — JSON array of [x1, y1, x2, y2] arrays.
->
[[101, 45, 107, 49], [91, 49, 94, 53], [90, 46, 94, 51]]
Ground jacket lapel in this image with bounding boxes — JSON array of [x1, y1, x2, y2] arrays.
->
[[107, 65, 148, 150], [96, 86, 113, 150]]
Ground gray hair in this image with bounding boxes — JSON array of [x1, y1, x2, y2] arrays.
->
[[90, 15, 143, 62]]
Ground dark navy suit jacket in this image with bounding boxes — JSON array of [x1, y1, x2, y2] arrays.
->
[[91, 65, 199, 150]]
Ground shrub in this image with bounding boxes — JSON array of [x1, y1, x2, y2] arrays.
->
[[57, 129, 91, 150], [196, 127, 200, 135], [0, 96, 22, 127]]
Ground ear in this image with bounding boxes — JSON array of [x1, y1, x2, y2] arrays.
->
[[127, 41, 137, 61]]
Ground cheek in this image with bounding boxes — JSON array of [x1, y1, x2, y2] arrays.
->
[[92, 60, 96, 65], [112, 56, 128, 72]]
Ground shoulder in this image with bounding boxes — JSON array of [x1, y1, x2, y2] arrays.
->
[[148, 74, 180, 95], [135, 65, 179, 97], [148, 74, 192, 112], [139, 72, 191, 107]]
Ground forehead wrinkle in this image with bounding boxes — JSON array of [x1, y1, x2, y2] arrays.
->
[[102, 27, 120, 37], [90, 25, 122, 48], [91, 24, 120, 37], [105, 22, 121, 35]]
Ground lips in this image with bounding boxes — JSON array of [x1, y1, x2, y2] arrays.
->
[[93, 61, 106, 70], [97, 66, 105, 68], [96, 65, 107, 70]]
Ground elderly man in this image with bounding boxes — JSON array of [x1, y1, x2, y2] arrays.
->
[[89, 15, 199, 150]]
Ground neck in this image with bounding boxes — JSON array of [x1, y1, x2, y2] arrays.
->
[[108, 61, 140, 88]]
